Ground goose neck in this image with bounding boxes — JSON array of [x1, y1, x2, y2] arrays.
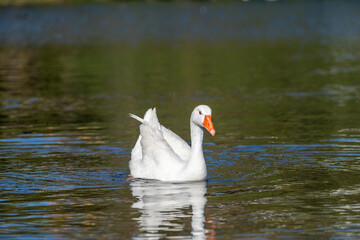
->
[[186, 121, 207, 180], [191, 121, 203, 145], [190, 121, 204, 159]]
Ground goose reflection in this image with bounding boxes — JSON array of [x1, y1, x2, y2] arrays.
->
[[130, 179, 207, 239]]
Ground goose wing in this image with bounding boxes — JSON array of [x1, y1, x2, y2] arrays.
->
[[130, 108, 185, 177], [160, 126, 191, 161]]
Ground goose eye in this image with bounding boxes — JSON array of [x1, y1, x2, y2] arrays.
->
[[199, 111, 202, 115]]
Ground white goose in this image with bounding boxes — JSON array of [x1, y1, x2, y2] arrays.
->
[[129, 105, 215, 182]]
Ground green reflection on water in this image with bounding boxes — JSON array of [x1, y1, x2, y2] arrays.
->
[[1, 40, 359, 143]]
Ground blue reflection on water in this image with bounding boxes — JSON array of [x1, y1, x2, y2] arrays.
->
[[0, 133, 128, 159], [1, 1, 360, 45]]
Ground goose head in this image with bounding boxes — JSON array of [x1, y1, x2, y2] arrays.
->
[[191, 105, 216, 136]]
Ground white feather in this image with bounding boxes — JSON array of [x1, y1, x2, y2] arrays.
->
[[129, 113, 145, 124]]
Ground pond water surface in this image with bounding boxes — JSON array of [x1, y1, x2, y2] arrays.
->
[[1, 1, 360, 239]]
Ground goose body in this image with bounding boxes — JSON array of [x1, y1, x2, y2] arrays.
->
[[129, 105, 215, 182]]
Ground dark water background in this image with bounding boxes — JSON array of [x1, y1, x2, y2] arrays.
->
[[1, 1, 360, 239]]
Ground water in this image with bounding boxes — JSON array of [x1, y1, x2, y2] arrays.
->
[[1, 1, 360, 239]]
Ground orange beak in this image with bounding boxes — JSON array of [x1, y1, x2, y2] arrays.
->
[[203, 115, 216, 136]]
